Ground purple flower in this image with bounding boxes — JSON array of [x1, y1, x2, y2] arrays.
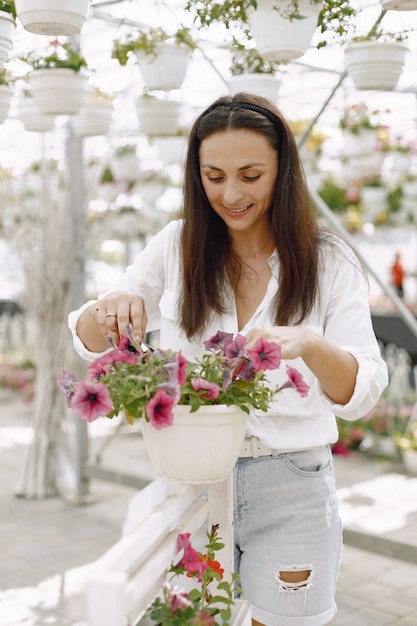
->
[[191, 378, 220, 399], [56, 370, 78, 407], [223, 333, 247, 359], [146, 389, 174, 429], [203, 330, 234, 353], [70, 380, 113, 422], [283, 365, 310, 397], [247, 338, 281, 371]]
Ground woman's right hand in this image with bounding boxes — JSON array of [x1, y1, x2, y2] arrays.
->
[[77, 291, 147, 352]]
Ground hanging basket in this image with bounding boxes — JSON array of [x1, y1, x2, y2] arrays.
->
[[152, 135, 187, 165], [0, 84, 13, 124], [71, 102, 114, 137], [14, 0, 90, 35], [380, 0, 417, 9], [134, 42, 191, 92], [228, 73, 281, 103], [18, 99, 56, 132], [29, 68, 88, 116], [0, 10, 15, 71], [136, 97, 182, 136], [141, 404, 249, 484], [343, 129, 377, 157], [345, 41, 408, 91], [247, 0, 320, 62]]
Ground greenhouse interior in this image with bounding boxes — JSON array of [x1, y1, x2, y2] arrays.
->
[[1, 1, 417, 625]]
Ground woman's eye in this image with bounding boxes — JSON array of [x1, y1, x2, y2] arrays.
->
[[208, 176, 223, 182], [244, 175, 260, 182]]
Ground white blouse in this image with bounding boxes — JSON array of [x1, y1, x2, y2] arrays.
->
[[69, 219, 388, 451]]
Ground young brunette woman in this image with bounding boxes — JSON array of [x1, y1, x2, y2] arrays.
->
[[69, 93, 388, 626]]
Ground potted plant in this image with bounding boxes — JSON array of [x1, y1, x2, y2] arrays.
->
[[111, 26, 197, 92], [20, 39, 89, 116], [96, 163, 124, 203], [0, 66, 13, 123], [109, 143, 140, 181], [136, 92, 183, 137], [359, 173, 388, 222], [344, 29, 409, 91], [0, 1, 15, 70], [185, 0, 354, 62], [71, 86, 114, 137], [58, 329, 309, 484], [339, 103, 381, 157], [395, 420, 417, 473], [228, 44, 282, 102], [14, 0, 90, 36], [151, 128, 188, 166], [16, 87, 56, 133]]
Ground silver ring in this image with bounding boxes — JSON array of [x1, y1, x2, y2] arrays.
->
[[105, 313, 117, 319]]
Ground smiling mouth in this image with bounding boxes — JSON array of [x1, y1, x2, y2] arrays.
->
[[225, 205, 251, 214]]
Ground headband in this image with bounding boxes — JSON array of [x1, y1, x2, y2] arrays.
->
[[203, 101, 281, 129]]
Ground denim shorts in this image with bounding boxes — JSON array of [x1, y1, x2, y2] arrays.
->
[[233, 445, 342, 626]]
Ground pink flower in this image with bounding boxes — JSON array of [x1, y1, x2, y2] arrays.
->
[[285, 365, 310, 397], [247, 338, 282, 371], [191, 610, 216, 625], [162, 582, 193, 612], [70, 380, 113, 422], [177, 533, 208, 582], [56, 370, 77, 407], [146, 389, 174, 429], [191, 378, 220, 399], [203, 331, 234, 353], [223, 333, 247, 359]]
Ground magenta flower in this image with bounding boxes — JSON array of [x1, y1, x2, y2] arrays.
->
[[56, 370, 78, 407], [146, 389, 174, 429], [284, 365, 310, 397], [70, 380, 113, 422], [162, 582, 193, 612], [180, 544, 208, 582], [247, 338, 282, 371], [223, 333, 247, 359], [191, 611, 216, 626], [191, 378, 220, 399]]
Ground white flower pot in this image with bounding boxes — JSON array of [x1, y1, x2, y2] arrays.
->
[[345, 41, 408, 91], [247, 0, 320, 62], [18, 99, 56, 132], [228, 73, 281, 102], [153, 135, 187, 165], [29, 68, 88, 116], [136, 98, 182, 136], [391, 152, 413, 174], [0, 10, 15, 70], [110, 153, 141, 181], [71, 101, 114, 137], [134, 42, 191, 92], [343, 129, 377, 157], [14, 0, 90, 35], [0, 84, 13, 124], [403, 449, 417, 473], [361, 186, 387, 222], [381, 0, 417, 9], [141, 404, 249, 484]]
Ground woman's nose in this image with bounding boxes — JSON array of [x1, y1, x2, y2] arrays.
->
[[222, 179, 244, 204]]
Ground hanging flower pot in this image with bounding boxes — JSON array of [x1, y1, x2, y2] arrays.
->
[[71, 101, 114, 137], [29, 68, 88, 116], [0, 9, 15, 70], [141, 404, 249, 484], [0, 83, 13, 123], [345, 40, 408, 91], [247, 0, 320, 62], [380, 0, 417, 9], [110, 145, 140, 181], [343, 129, 377, 157], [14, 0, 91, 36], [228, 73, 281, 102], [136, 96, 183, 136], [152, 135, 187, 165], [135, 42, 191, 91], [17, 99, 56, 132]]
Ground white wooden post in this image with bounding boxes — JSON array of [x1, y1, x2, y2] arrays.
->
[[208, 474, 234, 579]]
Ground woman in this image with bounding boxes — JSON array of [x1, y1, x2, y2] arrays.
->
[[69, 93, 388, 626]]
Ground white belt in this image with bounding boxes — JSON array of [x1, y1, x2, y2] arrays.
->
[[239, 436, 274, 459]]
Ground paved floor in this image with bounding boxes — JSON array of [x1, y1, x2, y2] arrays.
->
[[1, 389, 417, 625]]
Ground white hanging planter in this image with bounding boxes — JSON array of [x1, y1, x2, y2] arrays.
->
[[0, 84, 13, 124], [29, 68, 88, 116], [247, 0, 320, 62], [17, 99, 56, 132], [343, 129, 377, 157], [228, 73, 281, 102], [391, 151, 413, 174], [136, 97, 182, 136], [14, 0, 90, 35], [361, 186, 387, 221], [153, 135, 187, 165], [345, 40, 408, 91], [134, 42, 191, 91], [141, 404, 249, 484], [71, 102, 114, 137], [0, 10, 15, 71], [380, 0, 417, 9], [110, 153, 141, 181]]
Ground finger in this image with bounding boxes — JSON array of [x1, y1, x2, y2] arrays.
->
[[130, 298, 147, 342]]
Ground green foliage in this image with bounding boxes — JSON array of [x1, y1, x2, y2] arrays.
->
[[111, 26, 197, 66], [230, 43, 281, 74], [0, 0, 16, 19], [20, 41, 88, 72], [317, 177, 350, 213]]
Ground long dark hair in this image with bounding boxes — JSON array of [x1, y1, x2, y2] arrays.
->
[[179, 92, 321, 339]]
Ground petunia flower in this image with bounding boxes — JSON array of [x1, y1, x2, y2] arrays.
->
[[223, 333, 247, 359], [70, 380, 113, 422], [204, 330, 234, 353], [162, 582, 193, 612], [282, 365, 310, 397], [247, 338, 282, 371], [191, 610, 216, 625], [146, 389, 174, 429], [191, 378, 220, 399], [56, 370, 78, 407]]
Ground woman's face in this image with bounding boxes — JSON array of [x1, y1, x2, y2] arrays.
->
[[199, 129, 278, 233]]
